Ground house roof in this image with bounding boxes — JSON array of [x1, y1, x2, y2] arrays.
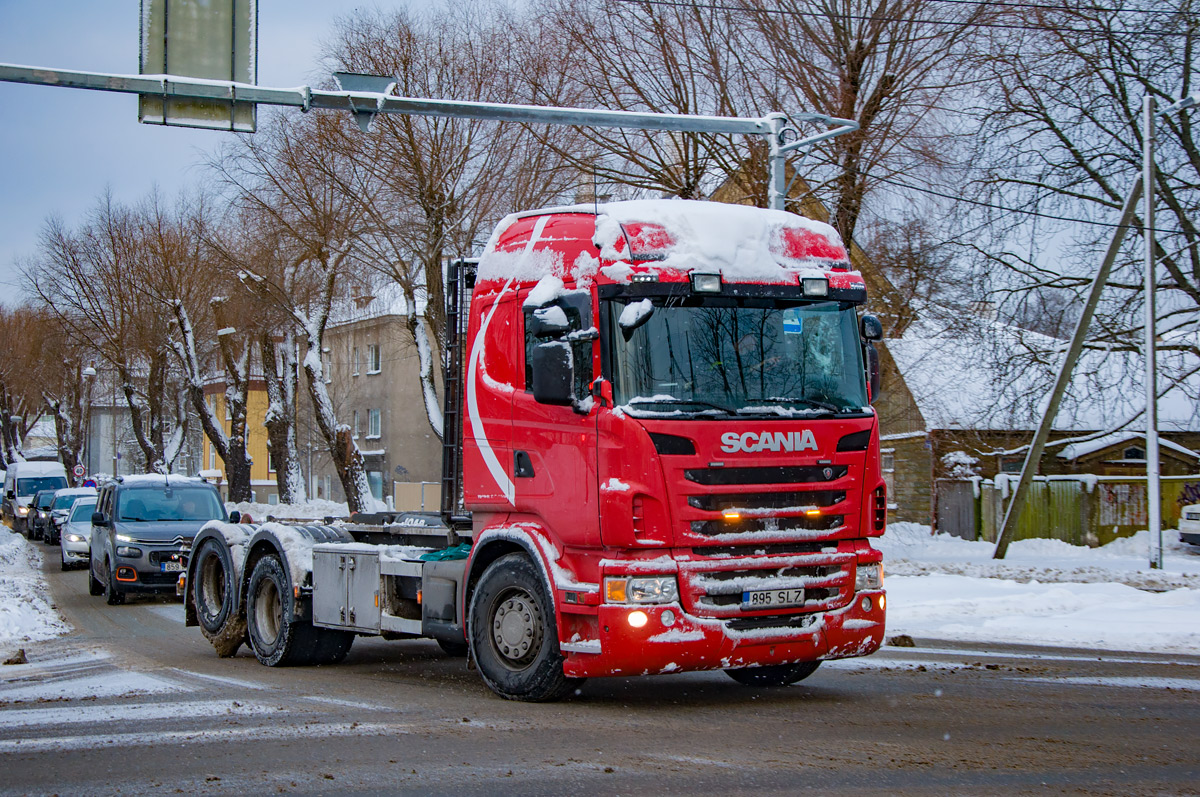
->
[[328, 281, 420, 328], [884, 321, 1200, 433], [1057, 432, 1199, 461]]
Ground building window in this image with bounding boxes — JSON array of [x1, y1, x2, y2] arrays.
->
[[367, 408, 381, 438], [352, 346, 360, 376], [208, 445, 215, 470], [268, 493, 279, 506], [367, 343, 381, 374], [352, 410, 360, 438], [881, 448, 896, 509], [322, 350, 332, 383], [367, 470, 384, 500], [999, 456, 1023, 474], [1123, 446, 1146, 461]]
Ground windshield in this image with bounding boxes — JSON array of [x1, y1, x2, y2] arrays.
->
[[20, 478, 67, 498], [607, 297, 867, 415], [53, 493, 88, 510], [117, 487, 225, 523], [70, 499, 96, 522]]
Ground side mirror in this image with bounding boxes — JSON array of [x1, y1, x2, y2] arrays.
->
[[866, 343, 881, 404], [5, 490, 12, 500], [527, 305, 572, 338], [228, 510, 241, 524], [91, 511, 108, 527], [530, 341, 574, 405], [860, 313, 883, 341], [619, 299, 655, 341]]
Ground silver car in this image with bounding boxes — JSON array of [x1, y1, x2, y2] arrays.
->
[[60, 496, 97, 571]]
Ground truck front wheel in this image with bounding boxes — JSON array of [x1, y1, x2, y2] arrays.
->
[[468, 553, 580, 702], [725, 661, 821, 687]]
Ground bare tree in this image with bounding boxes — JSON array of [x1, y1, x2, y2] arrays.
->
[[213, 110, 377, 512], [0, 305, 49, 463]]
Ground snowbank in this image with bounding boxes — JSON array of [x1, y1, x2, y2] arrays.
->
[[0, 527, 68, 649], [877, 522, 1200, 653], [225, 499, 349, 523]]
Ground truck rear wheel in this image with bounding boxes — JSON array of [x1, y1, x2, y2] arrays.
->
[[468, 553, 579, 702], [246, 554, 320, 666], [725, 661, 821, 687], [192, 538, 246, 658]]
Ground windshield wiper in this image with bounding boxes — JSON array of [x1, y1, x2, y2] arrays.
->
[[628, 398, 738, 415], [754, 397, 847, 415]]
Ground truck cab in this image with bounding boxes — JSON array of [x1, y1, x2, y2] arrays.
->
[[456, 199, 886, 696]]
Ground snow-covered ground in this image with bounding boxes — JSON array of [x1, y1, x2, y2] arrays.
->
[[0, 527, 68, 648], [879, 523, 1200, 654], [2, 515, 1199, 656]]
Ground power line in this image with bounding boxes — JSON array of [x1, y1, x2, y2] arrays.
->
[[926, 0, 1184, 16], [610, 0, 1193, 37]]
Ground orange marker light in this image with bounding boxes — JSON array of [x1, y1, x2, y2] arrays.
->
[[605, 579, 627, 603], [805, 509, 821, 517], [722, 510, 741, 521]]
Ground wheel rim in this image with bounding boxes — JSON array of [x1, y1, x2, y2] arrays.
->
[[198, 554, 226, 622], [254, 577, 282, 646], [489, 587, 543, 669]]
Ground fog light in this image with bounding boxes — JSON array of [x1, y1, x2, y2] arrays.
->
[[879, 594, 886, 611], [628, 610, 649, 628], [116, 566, 138, 582], [661, 609, 676, 627], [861, 596, 872, 612]]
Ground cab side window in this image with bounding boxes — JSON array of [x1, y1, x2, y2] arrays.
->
[[523, 294, 594, 401]]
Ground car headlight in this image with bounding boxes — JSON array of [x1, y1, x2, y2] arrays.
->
[[115, 534, 134, 543], [17, 506, 29, 516], [604, 576, 679, 604], [115, 546, 143, 558], [38, 511, 47, 518], [66, 534, 85, 543], [855, 562, 882, 591]]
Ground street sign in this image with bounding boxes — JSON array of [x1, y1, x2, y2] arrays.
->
[[139, 0, 258, 131], [73, 464, 86, 477]]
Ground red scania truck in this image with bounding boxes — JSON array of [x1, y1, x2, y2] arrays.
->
[[183, 198, 888, 701]]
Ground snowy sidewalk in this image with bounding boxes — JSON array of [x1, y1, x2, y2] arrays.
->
[[0, 527, 68, 652], [878, 524, 1200, 655]]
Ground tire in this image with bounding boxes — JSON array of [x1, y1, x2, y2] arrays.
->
[[437, 637, 470, 658], [246, 554, 322, 667], [88, 558, 104, 596], [104, 559, 126, 606], [60, 547, 70, 572], [191, 538, 247, 658], [468, 553, 579, 702], [724, 661, 821, 687]]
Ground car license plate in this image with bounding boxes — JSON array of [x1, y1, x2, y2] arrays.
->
[[742, 587, 804, 610], [160, 561, 184, 573]]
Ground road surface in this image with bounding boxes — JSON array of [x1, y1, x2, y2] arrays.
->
[[1, 550, 1197, 795]]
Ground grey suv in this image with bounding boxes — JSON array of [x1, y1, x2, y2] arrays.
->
[[89, 476, 227, 605]]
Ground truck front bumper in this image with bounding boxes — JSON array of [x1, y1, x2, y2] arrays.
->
[[561, 589, 886, 678]]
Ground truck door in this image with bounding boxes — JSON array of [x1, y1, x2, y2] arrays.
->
[[462, 284, 519, 512], [509, 290, 601, 548]]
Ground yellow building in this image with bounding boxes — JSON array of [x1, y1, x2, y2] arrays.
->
[[200, 380, 278, 504]]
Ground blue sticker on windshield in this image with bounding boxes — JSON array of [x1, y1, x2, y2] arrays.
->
[[782, 308, 802, 335]]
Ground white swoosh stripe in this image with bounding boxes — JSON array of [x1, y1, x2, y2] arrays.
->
[[465, 215, 550, 505]]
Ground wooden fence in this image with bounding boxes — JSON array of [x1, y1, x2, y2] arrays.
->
[[934, 474, 1200, 545]]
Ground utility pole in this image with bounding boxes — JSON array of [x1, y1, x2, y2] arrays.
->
[[1144, 96, 1161, 570]]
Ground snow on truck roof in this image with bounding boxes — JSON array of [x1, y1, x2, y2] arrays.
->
[[477, 199, 858, 287]]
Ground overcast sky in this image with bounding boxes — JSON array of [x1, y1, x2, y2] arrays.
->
[[0, 1, 412, 303]]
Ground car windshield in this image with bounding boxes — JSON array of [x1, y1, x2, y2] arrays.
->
[[52, 493, 86, 510], [606, 297, 868, 415], [70, 500, 96, 522], [34, 493, 56, 509], [117, 487, 224, 522], [19, 477, 67, 497]]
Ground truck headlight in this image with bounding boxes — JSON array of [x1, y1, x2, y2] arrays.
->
[[855, 563, 882, 591], [604, 576, 679, 604]]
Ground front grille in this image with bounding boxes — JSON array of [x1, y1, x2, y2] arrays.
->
[[684, 465, 847, 485], [691, 542, 826, 557], [725, 614, 819, 632], [136, 571, 179, 587], [688, 490, 845, 512], [149, 550, 186, 566], [685, 560, 854, 616], [690, 515, 843, 536]]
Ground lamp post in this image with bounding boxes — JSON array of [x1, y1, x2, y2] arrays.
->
[[81, 363, 96, 480]]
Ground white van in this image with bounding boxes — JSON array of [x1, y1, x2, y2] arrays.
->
[[3, 460, 69, 535]]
